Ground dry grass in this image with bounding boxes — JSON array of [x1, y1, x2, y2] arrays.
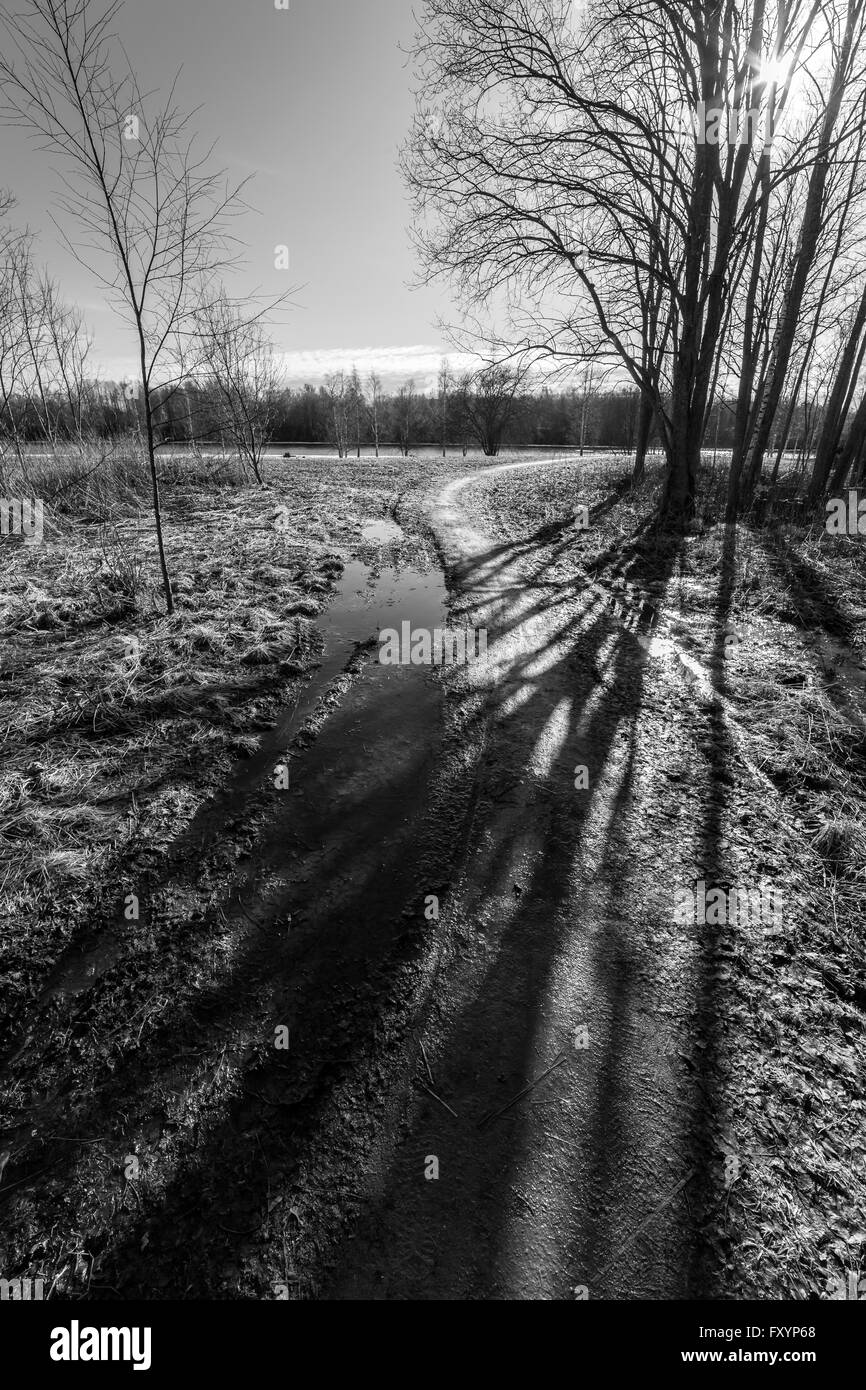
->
[[0, 445, 428, 927]]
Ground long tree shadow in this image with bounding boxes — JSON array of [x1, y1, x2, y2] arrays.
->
[[684, 517, 738, 1296], [758, 525, 857, 641]]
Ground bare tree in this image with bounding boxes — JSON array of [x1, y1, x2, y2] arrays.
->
[[403, 0, 841, 521], [0, 0, 247, 612], [366, 371, 382, 457], [324, 370, 349, 457], [397, 378, 416, 456], [464, 358, 525, 456], [193, 292, 283, 484], [740, 0, 866, 506], [437, 357, 451, 456], [0, 223, 32, 472], [42, 280, 93, 443], [348, 365, 364, 459], [809, 266, 866, 497], [2, 234, 94, 449], [454, 371, 473, 456]]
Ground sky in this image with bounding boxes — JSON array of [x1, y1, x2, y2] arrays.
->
[[1, 0, 463, 389]]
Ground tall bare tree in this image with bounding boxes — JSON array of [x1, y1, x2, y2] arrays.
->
[[324, 370, 349, 457], [348, 365, 364, 459], [437, 357, 451, 457], [0, 0, 247, 612], [740, 0, 866, 505], [367, 371, 382, 458], [193, 292, 283, 484], [397, 378, 416, 456], [465, 359, 525, 456]]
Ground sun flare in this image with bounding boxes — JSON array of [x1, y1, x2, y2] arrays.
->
[[759, 55, 794, 89], [756, 50, 813, 124]]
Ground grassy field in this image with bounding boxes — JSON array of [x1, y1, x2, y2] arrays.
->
[[0, 448, 443, 984], [1, 443, 864, 1299]]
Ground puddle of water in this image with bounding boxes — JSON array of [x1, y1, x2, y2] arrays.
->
[[221, 522, 447, 802], [230, 525, 452, 954], [361, 518, 403, 544], [287, 555, 446, 732]]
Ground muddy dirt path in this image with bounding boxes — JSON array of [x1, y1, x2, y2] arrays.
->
[[324, 457, 726, 1300]]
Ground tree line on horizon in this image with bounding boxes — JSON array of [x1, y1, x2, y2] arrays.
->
[[0, 304, 830, 465]]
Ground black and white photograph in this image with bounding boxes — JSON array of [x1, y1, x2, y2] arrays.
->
[[0, 0, 864, 1352]]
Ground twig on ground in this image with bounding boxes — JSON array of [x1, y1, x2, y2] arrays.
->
[[419, 1080, 458, 1118], [478, 1052, 567, 1129], [419, 1040, 434, 1087]]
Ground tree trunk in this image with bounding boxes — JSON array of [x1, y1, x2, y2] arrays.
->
[[663, 324, 702, 522], [142, 382, 174, 616], [631, 394, 653, 484], [727, 155, 771, 521], [663, 402, 700, 522]]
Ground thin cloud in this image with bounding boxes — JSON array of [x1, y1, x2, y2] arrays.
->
[[86, 344, 482, 392], [278, 345, 481, 390]]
